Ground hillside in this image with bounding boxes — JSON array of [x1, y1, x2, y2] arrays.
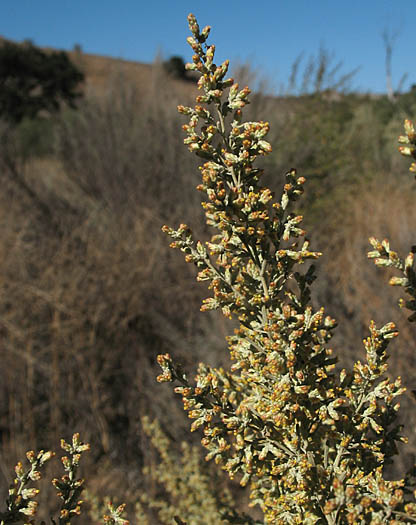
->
[[68, 48, 199, 99], [0, 34, 198, 99]]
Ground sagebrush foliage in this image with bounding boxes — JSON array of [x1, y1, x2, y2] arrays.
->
[[2, 12, 416, 525], [135, 417, 236, 524], [0, 434, 129, 524], [157, 13, 416, 524]]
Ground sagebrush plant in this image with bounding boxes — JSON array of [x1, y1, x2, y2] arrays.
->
[[2, 13, 416, 525], [158, 13, 416, 524], [135, 416, 236, 524], [0, 434, 128, 525]]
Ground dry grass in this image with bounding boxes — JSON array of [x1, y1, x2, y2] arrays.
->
[[0, 68, 229, 521]]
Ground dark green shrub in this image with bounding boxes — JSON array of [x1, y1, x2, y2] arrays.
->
[[0, 40, 83, 123]]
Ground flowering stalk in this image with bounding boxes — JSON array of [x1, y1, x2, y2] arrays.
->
[[158, 13, 416, 524], [368, 120, 416, 323], [0, 434, 93, 525], [398, 119, 416, 175], [51, 433, 90, 525], [0, 449, 54, 524]]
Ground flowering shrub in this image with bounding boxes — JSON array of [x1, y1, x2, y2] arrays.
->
[[0, 435, 128, 525], [2, 13, 416, 525], [135, 417, 236, 524], [158, 13, 416, 524]]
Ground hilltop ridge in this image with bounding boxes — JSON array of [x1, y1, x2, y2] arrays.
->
[[0, 34, 197, 99]]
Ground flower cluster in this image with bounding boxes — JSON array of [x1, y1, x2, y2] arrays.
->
[[368, 120, 416, 324], [398, 119, 416, 174], [0, 448, 54, 523], [158, 13, 416, 524], [51, 433, 90, 524], [103, 503, 129, 525], [0, 434, 130, 525]]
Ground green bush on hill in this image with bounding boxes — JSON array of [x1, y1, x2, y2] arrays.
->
[[0, 40, 84, 124]]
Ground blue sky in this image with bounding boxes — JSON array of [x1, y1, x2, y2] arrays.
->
[[1, 0, 414, 94]]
